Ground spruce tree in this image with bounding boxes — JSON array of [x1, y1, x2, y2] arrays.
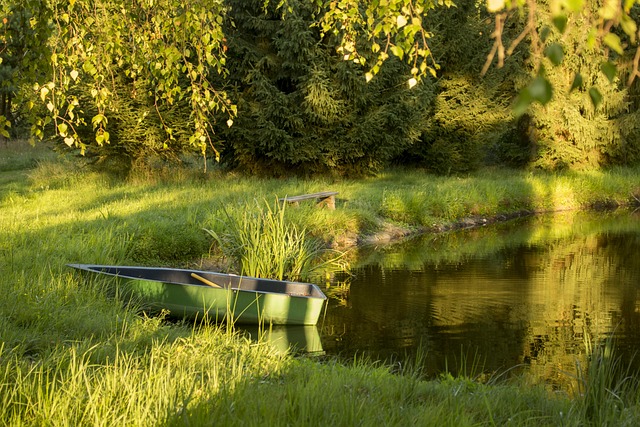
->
[[523, 2, 640, 169], [396, 0, 528, 173], [410, 0, 640, 172], [217, 0, 435, 176]]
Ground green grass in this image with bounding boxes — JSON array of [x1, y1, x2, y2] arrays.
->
[[571, 335, 640, 425], [2, 140, 640, 425], [204, 198, 345, 281]]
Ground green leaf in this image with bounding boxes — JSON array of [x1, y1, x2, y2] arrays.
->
[[95, 130, 110, 145], [390, 45, 404, 60], [600, 61, 617, 83], [603, 33, 623, 55], [57, 123, 68, 136], [587, 29, 597, 49], [552, 15, 568, 34], [569, 73, 583, 93], [589, 87, 603, 108], [600, 0, 618, 20], [513, 88, 532, 117], [566, 0, 584, 11], [404, 24, 421, 39], [82, 61, 97, 76], [91, 114, 107, 129], [621, 13, 637, 43], [540, 26, 551, 43], [545, 43, 564, 66], [40, 87, 49, 102], [529, 76, 553, 105]]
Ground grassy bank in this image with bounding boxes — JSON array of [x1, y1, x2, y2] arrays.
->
[[2, 140, 640, 425]]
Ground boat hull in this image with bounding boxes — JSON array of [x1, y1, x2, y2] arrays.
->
[[69, 264, 327, 325]]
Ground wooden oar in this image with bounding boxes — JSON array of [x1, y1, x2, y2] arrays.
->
[[190, 272, 222, 288]]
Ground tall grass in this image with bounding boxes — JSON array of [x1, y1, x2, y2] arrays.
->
[[204, 199, 344, 281], [0, 322, 290, 426], [571, 335, 640, 425], [373, 167, 640, 229], [2, 142, 640, 425]]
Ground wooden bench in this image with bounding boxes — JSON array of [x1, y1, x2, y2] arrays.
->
[[279, 191, 338, 210]]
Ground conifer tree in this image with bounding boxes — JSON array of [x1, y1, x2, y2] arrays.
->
[[404, 0, 640, 171], [216, 0, 435, 176], [521, 3, 640, 169], [396, 0, 528, 172]]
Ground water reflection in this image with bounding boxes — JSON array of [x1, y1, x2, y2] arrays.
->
[[321, 210, 640, 388], [239, 325, 324, 355]]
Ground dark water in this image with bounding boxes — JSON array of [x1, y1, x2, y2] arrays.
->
[[318, 209, 640, 387]]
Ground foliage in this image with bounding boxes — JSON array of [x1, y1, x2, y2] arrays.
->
[[398, 0, 640, 171], [317, 0, 640, 113], [313, 0, 640, 171], [514, 3, 640, 169], [217, 0, 435, 176], [0, 2, 50, 137], [391, 0, 528, 172], [485, 0, 640, 113], [317, 0, 455, 86], [3, 0, 234, 161], [5, 0, 640, 172]]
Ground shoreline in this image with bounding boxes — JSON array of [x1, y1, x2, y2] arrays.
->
[[351, 202, 640, 249]]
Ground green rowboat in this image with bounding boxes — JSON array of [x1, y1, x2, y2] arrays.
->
[[68, 264, 327, 325]]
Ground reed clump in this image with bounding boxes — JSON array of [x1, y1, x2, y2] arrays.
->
[[571, 335, 640, 425], [204, 199, 345, 281]]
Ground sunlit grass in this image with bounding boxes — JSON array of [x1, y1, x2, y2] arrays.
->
[[203, 199, 345, 281], [1, 141, 640, 425], [0, 321, 290, 426], [370, 166, 640, 230]]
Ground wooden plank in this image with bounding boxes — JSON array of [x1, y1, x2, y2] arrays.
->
[[280, 191, 338, 203], [279, 191, 338, 210]]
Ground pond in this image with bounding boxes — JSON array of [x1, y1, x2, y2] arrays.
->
[[318, 209, 640, 389]]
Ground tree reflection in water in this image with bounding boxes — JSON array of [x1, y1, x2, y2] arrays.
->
[[321, 209, 640, 391]]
